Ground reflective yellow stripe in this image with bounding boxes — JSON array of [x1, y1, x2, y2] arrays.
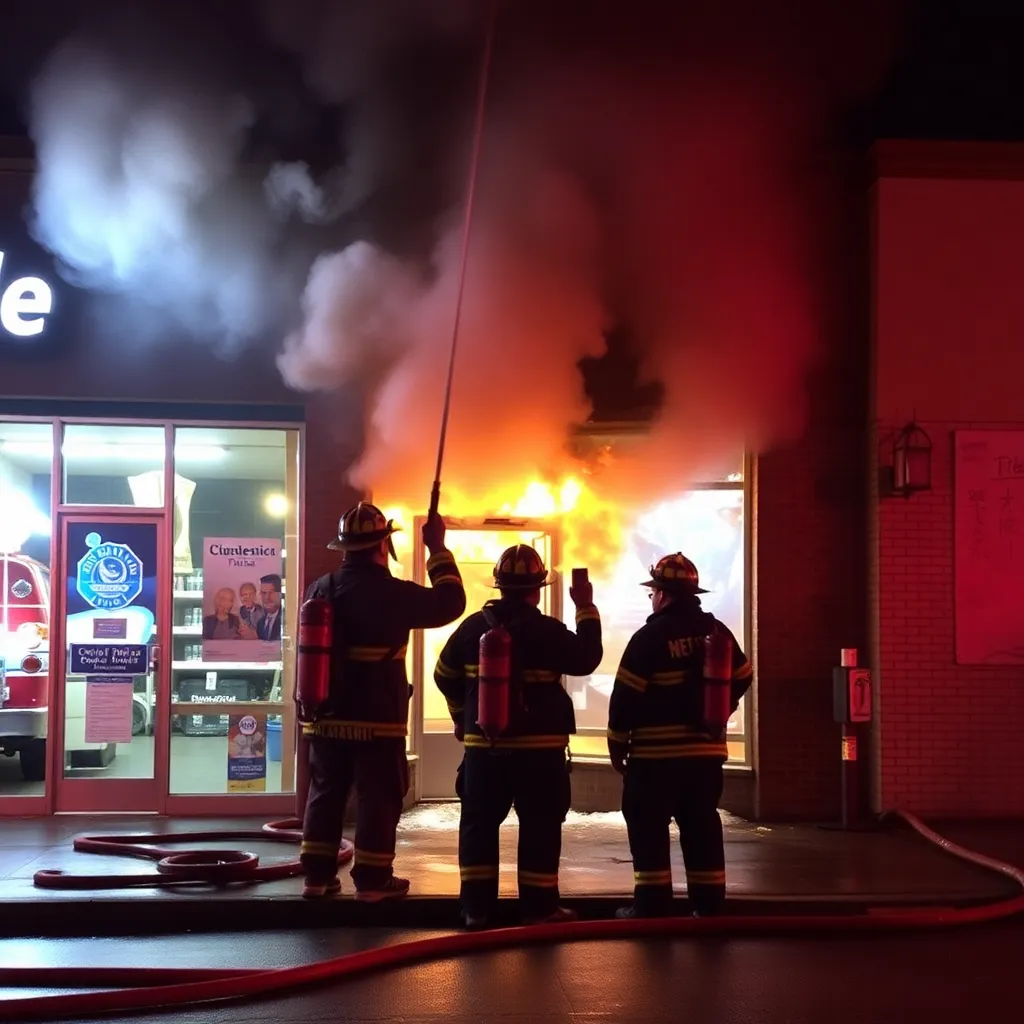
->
[[431, 573, 464, 587], [522, 669, 561, 683], [650, 671, 686, 686], [615, 667, 648, 692], [354, 848, 395, 867], [302, 719, 408, 740], [634, 869, 673, 886], [460, 865, 499, 881], [734, 661, 753, 680], [300, 841, 337, 857], [518, 869, 559, 888], [434, 660, 461, 679], [629, 742, 728, 759], [606, 728, 630, 744], [463, 734, 569, 750], [426, 551, 456, 571], [464, 664, 479, 677], [575, 607, 600, 624], [446, 699, 463, 715], [632, 724, 701, 739], [347, 645, 408, 661], [686, 869, 726, 886]]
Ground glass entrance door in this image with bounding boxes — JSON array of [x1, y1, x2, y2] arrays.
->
[[411, 519, 559, 800], [53, 513, 168, 812]]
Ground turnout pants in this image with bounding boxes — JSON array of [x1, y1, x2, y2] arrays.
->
[[300, 736, 409, 891], [622, 757, 726, 916], [457, 747, 572, 919]]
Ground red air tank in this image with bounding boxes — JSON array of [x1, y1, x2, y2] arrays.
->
[[296, 597, 333, 722], [701, 629, 733, 740], [477, 623, 512, 741]]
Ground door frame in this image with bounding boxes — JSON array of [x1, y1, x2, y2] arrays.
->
[[51, 510, 170, 813], [409, 517, 562, 801]]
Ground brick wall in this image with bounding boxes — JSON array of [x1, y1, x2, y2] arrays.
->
[[873, 420, 1024, 817]]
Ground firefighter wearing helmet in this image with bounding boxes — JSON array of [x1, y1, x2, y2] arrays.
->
[[298, 502, 465, 901], [433, 544, 603, 930], [607, 552, 752, 919]]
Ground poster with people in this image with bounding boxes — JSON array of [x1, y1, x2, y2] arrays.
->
[[201, 538, 283, 664]]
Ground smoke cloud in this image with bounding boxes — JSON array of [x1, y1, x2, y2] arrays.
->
[[24, 0, 907, 523]]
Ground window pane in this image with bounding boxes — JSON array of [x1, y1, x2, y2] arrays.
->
[[168, 427, 300, 796], [0, 422, 54, 796], [62, 424, 166, 505], [566, 488, 749, 763]]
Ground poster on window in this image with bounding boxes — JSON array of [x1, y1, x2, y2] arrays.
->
[[201, 539, 283, 664], [227, 713, 267, 792], [64, 521, 158, 667]]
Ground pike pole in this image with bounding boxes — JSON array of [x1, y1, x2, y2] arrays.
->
[[429, 0, 499, 518]]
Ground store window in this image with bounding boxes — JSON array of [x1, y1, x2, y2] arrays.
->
[[168, 427, 301, 796], [565, 480, 750, 764], [0, 421, 55, 797], [62, 424, 167, 505]]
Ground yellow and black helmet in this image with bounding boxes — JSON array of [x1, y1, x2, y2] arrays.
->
[[328, 502, 400, 556], [641, 552, 708, 594], [491, 544, 552, 590]]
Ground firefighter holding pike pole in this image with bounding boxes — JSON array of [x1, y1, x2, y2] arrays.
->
[[607, 552, 753, 919], [296, 503, 465, 900], [433, 551, 603, 930]]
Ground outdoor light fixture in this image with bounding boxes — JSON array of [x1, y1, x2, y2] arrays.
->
[[890, 422, 932, 497]]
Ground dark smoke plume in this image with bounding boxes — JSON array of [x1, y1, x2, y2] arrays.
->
[[24, 0, 908, 514]]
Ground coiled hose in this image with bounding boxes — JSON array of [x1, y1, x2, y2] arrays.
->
[[3, 811, 1021, 1021]]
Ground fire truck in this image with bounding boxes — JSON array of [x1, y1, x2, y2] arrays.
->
[[0, 552, 51, 780]]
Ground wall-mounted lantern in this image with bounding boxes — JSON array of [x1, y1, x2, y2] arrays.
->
[[891, 422, 932, 497]]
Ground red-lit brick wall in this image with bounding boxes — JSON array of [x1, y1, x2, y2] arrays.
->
[[871, 141, 1024, 817]]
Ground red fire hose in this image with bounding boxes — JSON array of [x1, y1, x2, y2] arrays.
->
[[5, 810, 1023, 1021]]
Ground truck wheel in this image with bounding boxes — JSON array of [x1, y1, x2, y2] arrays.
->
[[20, 740, 46, 782]]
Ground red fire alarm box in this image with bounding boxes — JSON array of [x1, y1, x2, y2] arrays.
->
[[832, 667, 872, 724]]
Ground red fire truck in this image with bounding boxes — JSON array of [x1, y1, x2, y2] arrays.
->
[[0, 553, 50, 781]]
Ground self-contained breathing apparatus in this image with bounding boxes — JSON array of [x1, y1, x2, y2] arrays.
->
[[701, 623, 734, 740], [477, 604, 516, 740], [296, 595, 337, 724]]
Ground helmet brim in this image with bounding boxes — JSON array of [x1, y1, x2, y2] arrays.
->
[[327, 524, 400, 551], [490, 574, 555, 590], [641, 579, 708, 595]]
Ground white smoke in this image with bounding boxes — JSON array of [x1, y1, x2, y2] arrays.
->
[[28, 35, 295, 346]]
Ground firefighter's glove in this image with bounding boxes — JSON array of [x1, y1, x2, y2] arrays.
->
[[422, 511, 447, 554], [569, 579, 594, 610], [608, 739, 630, 775]]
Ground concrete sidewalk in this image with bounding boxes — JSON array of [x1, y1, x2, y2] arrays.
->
[[0, 806, 1018, 936]]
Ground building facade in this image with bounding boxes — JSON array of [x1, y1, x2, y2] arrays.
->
[[2, 138, 1012, 823]]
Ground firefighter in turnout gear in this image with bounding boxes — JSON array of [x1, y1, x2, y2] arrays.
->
[[433, 545, 603, 929], [300, 502, 465, 901], [608, 552, 752, 919]]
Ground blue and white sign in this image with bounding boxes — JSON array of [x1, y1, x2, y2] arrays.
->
[[76, 532, 144, 612], [70, 644, 148, 676]]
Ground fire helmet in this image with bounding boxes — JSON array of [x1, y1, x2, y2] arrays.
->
[[328, 502, 400, 559], [491, 544, 552, 590], [641, 552, 708, 594]]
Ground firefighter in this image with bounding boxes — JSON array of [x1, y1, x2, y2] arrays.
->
[[299, 502, 466, 901], [433, 545, 603, 929], [607, 552, 753, 919]]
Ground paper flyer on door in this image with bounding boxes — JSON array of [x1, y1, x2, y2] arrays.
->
[[201, 538, 283, 664], [227, 713, 267, 792], [84, 676, 135, 744]]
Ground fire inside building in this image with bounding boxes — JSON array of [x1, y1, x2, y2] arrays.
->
[[1, 135, 1023, 826]]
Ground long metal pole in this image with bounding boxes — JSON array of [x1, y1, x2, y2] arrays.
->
[[429, 0, 499, 518]]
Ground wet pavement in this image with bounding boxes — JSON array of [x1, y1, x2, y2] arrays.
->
[[3, 920, 1022, 1023], [0, 805, 1019, 935]]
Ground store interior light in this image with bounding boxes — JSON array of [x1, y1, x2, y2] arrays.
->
[[0, 440, 226, 462], [264, 492, 289, 518]]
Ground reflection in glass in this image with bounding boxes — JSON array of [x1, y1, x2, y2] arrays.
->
[[169, 427, 300, 796], [565, 488, 748, 763], [0, 422, 53, 796]]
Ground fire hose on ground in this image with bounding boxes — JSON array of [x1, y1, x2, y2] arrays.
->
[[4, 810, 1023, 1021]]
